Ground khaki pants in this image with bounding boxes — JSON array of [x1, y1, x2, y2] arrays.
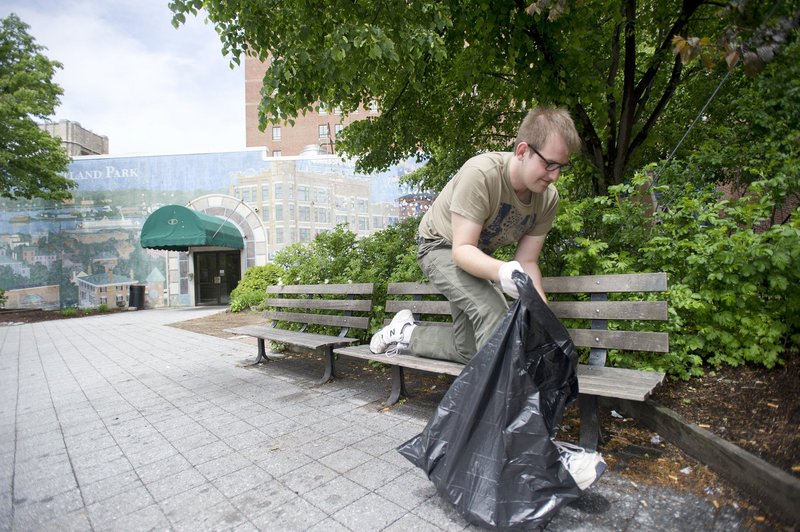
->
[[408, 239, 509, 364]]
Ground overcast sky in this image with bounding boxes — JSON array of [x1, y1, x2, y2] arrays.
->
[[2, 0, 245, 156]]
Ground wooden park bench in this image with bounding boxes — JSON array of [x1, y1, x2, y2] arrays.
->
[[334, 273, 669, 450], [226, 283, 374, 384]]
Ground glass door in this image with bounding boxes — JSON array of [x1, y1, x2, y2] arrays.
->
[[194, 251, 241, 305]]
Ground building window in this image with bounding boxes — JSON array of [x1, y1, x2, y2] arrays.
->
[[373, 216, 384, 229], [242, 188, 250, 202], [274, 205, 283, 221], [333, 106, 342, 115], [336, 215, 349, 226], [319, 124, 329, 138], [261, 207, 270, 221], [358, 216, 369, 230], [334, 124, 344, 136], [275, 228, 284, 244], [319, 104, 328, 116], [297, 185, 310, 202], [272, 126, 281, 140], [274, 182, 282, 200], [273, 150, 281, 157], [315, 208, 329, 223], [261, 184, 269, 200], [315, 188, 329, 204], [357, 199, 369, 213], [299, 228, 311, 242], [298, 206, 311, 222]]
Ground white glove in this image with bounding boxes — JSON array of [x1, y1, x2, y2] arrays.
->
[[498, 260, 524, 299]]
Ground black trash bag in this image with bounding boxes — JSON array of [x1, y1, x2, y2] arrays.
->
[[397, 270, 582, 529]]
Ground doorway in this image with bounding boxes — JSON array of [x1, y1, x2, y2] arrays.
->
[[193, 251, 241, 306]]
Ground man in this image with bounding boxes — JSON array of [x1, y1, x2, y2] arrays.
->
[[371, 107, 605, 491], [370, 106, 581, 363]]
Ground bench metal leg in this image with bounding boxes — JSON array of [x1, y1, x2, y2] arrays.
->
[[253, 339, 271, 364], [386, 366, 408, 406], [318, 347, 335, 385], [579, 393, 602, 451]]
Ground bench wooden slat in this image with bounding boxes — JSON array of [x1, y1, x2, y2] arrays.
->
[[333, 346, 665, 402], [388, 282, 443, 295], [267, 283, 374, 295], [226, 325, 361, 350], [386, 300, 451, 315], [567, 329, 669, 352], [263, 310, 370, 330], [543, 272, 667, 293], [264, 298, 372, 312], [577, 365, 665, 401], [549, 300, 668, 321]]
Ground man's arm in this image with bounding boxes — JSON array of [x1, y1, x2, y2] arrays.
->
[[515, 234, 547, 301], [451, 213, 505, 281]]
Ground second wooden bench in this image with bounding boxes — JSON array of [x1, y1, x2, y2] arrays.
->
[[334, 273, 669, 450]]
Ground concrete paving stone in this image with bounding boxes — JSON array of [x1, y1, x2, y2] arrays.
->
[[298, 435, 349, 460], [224, 428, 270, 452], [303, 475, 370, 515], [73, 455, 134, 486], [194, 450, 253, 481], [96, 502, 171, 532], [12, 467, 78, 503], [84, 483, 155, 527], [146, 465, 207, 501], [382, 512, 445, 532], [343, 456, 405, 491], [170, 428, 220, 453], [317, 446, 374, 474], [278, 461, 339, 495], [80, 469, 143, 505], [204, 418, 256, 439], [153, 418, 206, 442], [14, 436, 68, 464], [36, 509, 92, 532], [271, 401, 316, 419], [63, 434, 118, 462], [99, 408, 144, 427], [133, 451, 193, 484], [69, 443, 125, 469], [187, 404, 232, 423], [124, 441, 179, 468], [230, 521, 260, 532], [180, 439, 234, 467], [105, 417, 157, 441], [12, 486, 84, 530], [331, 491, 408, 531], [376, 470, 438, 511], [411, 495, 471, 531], [260, 417, 304, 439], [172, 499, 249, 532], [350, 432, 402, 458], [14, 451, 74, 481], [306, 517, 353, 532], [59, 418, 107, 437], [253, 447, 313, 478], [240, 407, 288, 429], [228, 478, 298, 519], [212, 463, 274, 499], [380, 447, 416, 471], [160, 482, 227, 524], [250, 495, 328, 532]]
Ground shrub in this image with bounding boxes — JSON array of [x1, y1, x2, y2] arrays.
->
[[0, 289, 6, 308], [229, 262, 282, 312], [60, 307, 78, 317]]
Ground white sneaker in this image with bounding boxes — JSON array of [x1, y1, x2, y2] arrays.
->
[[369, 309, 415, 355], [554, 440, 606, 490]]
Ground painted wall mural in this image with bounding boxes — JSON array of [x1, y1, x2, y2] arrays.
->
[[0, 150, 415, 309]]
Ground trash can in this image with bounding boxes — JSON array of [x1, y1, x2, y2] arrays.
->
[[129, 284, 145, 310]]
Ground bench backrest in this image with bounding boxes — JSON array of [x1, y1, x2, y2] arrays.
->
[[386, 273, 668, 363], [264, 283, 374, 336]]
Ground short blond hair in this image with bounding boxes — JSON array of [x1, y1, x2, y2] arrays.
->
[[515, 107, 582, 154]]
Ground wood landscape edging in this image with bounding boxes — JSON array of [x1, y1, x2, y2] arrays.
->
[[605, 397, 800, 526]]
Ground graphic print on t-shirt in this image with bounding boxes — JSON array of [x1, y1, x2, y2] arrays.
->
[[479, 203, 536, 253]]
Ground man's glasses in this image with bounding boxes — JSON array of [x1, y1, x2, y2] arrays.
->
[[527, 144, 570, 172]]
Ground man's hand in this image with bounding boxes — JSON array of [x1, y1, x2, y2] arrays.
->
[[498, 260, 524, 298]]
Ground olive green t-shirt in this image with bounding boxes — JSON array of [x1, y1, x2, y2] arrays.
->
[[418, 152, 559, 254]]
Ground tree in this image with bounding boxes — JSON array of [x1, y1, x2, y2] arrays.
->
[[0, 14, 74, 200], [171, 0, 797, 195]]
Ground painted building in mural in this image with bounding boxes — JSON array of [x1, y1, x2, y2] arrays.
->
[[0, 149, 416, 310]]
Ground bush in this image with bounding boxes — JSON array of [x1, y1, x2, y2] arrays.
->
[[545, 172, 799, 378], [229, 263, 283, 312], [60, 307, 78, 317], [0, 289, 6, 308]]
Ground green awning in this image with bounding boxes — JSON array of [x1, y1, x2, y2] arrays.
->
[[140, 205, 243, 251]]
